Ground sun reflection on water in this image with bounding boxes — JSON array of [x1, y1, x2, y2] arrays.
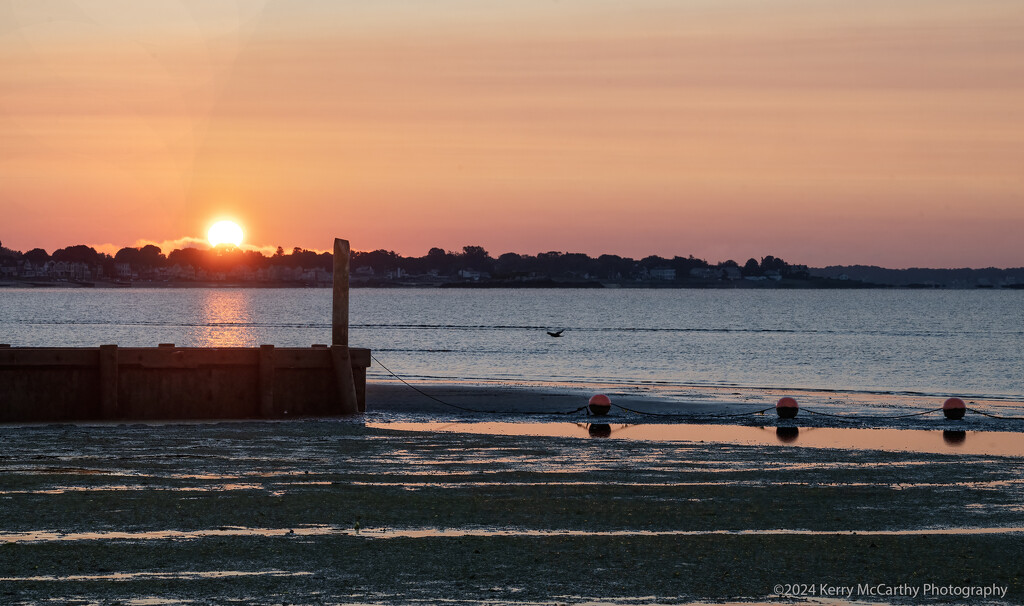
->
[[191, 290, 256, 347]]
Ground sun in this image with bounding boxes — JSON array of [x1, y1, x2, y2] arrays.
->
[[208, 220, 244, 248]]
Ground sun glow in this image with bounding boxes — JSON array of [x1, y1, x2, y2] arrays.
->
[[208, 220, 244, 248]]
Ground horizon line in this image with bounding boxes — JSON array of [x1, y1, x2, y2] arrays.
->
[[2, 238, 1022, 272]]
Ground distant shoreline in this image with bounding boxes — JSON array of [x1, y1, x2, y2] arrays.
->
[[2, 278, 1022, 290]]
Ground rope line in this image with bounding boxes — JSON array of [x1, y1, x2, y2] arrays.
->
[[371, 354, 587, 416], [371, 354, 480, 413], [371, 355, 1024, 423], [803, 407, 943, 420], [613, 403, 774, 418], [707, 406, 776, 418], [967, 407, 1024, 420]]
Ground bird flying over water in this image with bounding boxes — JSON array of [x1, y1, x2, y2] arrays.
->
[[547, 329, 565, 337]]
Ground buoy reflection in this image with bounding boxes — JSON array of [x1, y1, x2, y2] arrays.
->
[[775, 426, 799, 444], [942, 430, 967, 446], [588, 424, 612, 438]]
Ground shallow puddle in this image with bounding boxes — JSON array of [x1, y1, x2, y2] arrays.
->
[[0, 483, 268, 495], [355, 526, 1024, 538], [0, 569, 311, 582], [0, 526, 342, 543], [3, 524, 1023, 544], [370, 422, 1024, 457]]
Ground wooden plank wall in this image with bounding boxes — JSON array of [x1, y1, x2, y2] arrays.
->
[[0, 345, 370, 423]]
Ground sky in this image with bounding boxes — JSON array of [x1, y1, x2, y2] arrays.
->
[[2, 0, 1023, 268]]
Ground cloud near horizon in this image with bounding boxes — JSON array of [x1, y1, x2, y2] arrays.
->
[[90, 237, 288, 259]]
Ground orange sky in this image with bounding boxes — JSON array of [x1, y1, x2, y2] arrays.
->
[[2, 0, 1023, 267]]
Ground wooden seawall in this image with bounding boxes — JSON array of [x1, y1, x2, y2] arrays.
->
[[0, 345, 368, 422], [1, 237, 369, 423]]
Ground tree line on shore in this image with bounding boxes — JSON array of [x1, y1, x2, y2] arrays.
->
[[0, 242, 331, 277], [4, 239, 1021, 287], [0, 239, 805, 282], [355, 246, 806, 281]]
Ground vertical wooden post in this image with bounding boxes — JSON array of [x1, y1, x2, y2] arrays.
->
[[353, 366, 366, 413], [258, 344, 275, 417], [333, 238, 350, 348], [331, 345, 359, 414], [332, 238, 359, 414], [99, 344, 118, 418]]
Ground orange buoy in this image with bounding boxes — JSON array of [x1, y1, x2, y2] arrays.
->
[[776, 396, 798, 419], [943, 397, 966, 420], [588, 394, 612, 416]]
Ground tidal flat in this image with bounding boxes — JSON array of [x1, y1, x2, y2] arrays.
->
[[1, 417, 1022, 605]]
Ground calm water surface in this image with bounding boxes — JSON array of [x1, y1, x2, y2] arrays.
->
[[369, 422, 1024, 457], [1, 288, 1021, 401]]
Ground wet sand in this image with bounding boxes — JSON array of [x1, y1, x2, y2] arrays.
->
[[1, 384, 1023, 604]]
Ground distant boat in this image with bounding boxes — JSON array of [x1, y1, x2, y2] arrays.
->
[[547, 329, 564, 337], [112, 280, 132, 287]]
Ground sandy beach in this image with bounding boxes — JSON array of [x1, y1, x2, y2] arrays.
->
[[1, 381, 1022, 605]]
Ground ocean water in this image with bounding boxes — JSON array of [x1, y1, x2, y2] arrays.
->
[[1, 287, 1022, 404]]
